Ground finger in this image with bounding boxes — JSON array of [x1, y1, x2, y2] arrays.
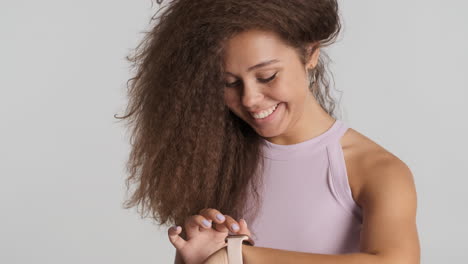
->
[[167, 225, 186, 250], [184, 214, 213, 238], [221, 214, 241, 234], [237, 218, 252, 237], [199, 208, 230, 233], [213, 219, 230, 233], [199, 208, 227, 225]]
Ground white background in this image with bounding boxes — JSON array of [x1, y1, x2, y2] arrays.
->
[[1, 0, 467, 263]]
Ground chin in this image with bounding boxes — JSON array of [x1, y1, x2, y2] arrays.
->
[[253, 128, 281, 139]]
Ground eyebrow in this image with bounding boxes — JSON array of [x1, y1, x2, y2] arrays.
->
[[225, 59, 280, 76]]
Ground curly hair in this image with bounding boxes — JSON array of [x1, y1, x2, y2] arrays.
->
[[115, 0, 342, 240]]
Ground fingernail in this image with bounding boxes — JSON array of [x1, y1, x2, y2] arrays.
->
[[231, 223, 239, 231], [216, 214, 225, 221], [203, 219, 212, 227]]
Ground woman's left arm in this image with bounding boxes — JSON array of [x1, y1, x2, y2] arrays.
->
[[243, 158, 420, 264]]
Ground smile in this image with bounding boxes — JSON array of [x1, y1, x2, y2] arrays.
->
[[251, 102, 282, 125], [250, 103, 279, 119]]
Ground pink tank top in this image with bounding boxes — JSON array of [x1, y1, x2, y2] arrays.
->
[[243, 119, 363, 254]]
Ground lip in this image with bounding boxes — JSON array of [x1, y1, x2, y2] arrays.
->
[[251, 102, 282, 125], [249, 104, 280, 115]]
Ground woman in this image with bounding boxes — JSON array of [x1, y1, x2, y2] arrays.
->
[[116, 0, 420, 263]]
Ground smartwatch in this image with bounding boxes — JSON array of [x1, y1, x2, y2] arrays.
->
[[224, 234, 254, 264]]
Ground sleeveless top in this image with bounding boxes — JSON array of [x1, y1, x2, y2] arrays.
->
[[242, 119, 363, 254]]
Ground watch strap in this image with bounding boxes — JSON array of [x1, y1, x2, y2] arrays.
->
[[225, 234, 252, 264]]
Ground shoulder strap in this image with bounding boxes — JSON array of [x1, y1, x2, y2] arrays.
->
[[326, 121, 363, 221]]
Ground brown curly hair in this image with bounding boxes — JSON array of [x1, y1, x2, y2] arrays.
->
[[115, 0, 342, 240]]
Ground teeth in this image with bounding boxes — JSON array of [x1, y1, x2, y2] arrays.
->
[[251, 103, 279, 119]]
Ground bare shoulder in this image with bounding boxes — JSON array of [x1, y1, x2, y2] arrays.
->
[[340, 127, 420, 261], [340, 127, 413, 207]]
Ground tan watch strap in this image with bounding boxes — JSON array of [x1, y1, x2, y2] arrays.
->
[[225, 234, 253, 264]]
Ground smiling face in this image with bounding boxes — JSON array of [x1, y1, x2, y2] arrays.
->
[[222, 29, 323, 143]]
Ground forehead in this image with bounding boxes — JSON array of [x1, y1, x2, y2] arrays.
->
[[222, 29, 292, 69]]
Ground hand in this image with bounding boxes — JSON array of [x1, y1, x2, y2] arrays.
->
[[168, 208, 252, 264]]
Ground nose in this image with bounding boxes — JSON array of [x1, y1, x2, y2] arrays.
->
[[241, 81, 264, 109]]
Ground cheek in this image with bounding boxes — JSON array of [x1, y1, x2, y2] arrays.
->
[[272, 82, 293, 102], [277, 77, 305, 99]]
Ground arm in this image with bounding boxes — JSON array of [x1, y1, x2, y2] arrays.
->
[[242, 157, 420, 264], [243, 245, 382, 263]]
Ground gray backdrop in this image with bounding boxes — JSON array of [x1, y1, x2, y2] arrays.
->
[[1, 0, 466, 263]]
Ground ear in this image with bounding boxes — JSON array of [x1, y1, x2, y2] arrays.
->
[[305, 43, 320, 70]]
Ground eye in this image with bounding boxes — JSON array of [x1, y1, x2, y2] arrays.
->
[[258, 72, 278, 83], [224, 80, 241, 88], [224, 72, 278, 88]]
